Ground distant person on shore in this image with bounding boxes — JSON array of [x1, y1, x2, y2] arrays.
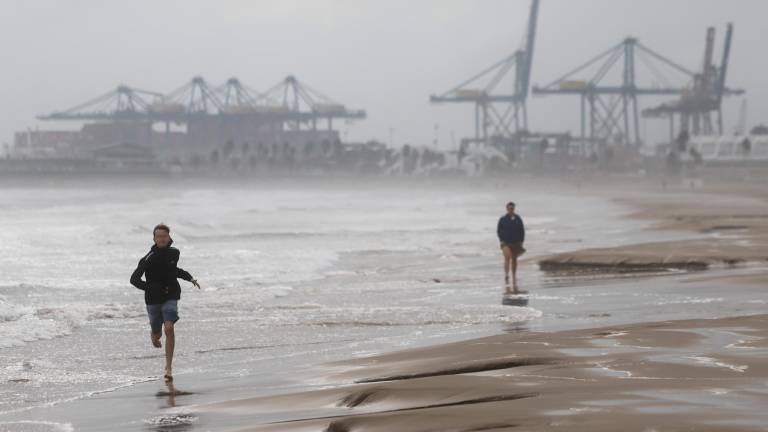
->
[[497, 202, 525, 288], [130, 223, 200, 383]]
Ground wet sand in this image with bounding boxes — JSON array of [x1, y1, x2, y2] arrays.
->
[[185, 178, 768, 431], [196, 313, 768, 431], [539, 179, 768, 272]]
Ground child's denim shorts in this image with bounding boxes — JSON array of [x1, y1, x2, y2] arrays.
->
[[146, 300, 179, 334]]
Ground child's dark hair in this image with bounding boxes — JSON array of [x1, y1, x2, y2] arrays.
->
[[153, 223, 170, 235]]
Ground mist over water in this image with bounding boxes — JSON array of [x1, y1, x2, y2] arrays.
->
[[0, 0, 766, 430], [0, 178, 620, 415], [1, 177, 766, 432]]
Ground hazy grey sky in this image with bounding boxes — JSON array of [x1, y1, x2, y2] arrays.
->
[[1, 0, 765, 149]]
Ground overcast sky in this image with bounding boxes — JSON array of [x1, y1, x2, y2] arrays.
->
[[1, 0, 765, 149]]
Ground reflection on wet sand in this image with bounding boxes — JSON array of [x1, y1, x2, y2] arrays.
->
[[502, 284, 529, 307], [155, 382, 195, 407]]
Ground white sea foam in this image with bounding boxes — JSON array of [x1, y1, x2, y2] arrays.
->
[[687, 355, 748, 373], [0, 296, 140, 348], [261, 305, 543, 327], [655, 297, 724, 305], [144, 413, 198, 427], [0, 421, 74, 432]]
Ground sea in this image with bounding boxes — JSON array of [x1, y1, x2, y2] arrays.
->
[[1, 176, 765, 431]]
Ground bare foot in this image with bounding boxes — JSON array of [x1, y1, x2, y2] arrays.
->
[[151, 332, 162, 348]]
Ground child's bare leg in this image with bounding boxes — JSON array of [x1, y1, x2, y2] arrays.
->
[[151, 332, 162, 348], [163, 321, 175, 381]]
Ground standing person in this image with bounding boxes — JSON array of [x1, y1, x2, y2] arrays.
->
[[130, 223, 200, 382], [497, 202, 525, 288]]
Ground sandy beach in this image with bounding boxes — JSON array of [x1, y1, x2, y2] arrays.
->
[[200, 312, 768, 431], [540, 180, 768, 272], [185, 178, 768, 431], [2, 177, 767, 431]]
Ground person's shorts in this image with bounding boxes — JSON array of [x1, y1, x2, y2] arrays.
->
[[146, 300, 179, 334], [501, 242, 526, 256]]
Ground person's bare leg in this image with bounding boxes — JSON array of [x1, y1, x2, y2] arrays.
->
[[151, 331, 162, 348], [511, 253, 519, 288], [163, 321, 175, 381], [503, 248, 511, 285]]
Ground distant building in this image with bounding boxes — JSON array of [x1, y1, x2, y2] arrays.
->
[[13, 130, 83, 158], [91, 143, 156, 165], [12, 120, 340, 166]]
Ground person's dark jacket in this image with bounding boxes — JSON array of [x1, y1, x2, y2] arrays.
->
[[130, 238, 194, 305], [497, 214, 525, 244]]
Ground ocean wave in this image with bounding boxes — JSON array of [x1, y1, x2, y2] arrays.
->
[[184, 226, 474, 241], [0, 297, 28, 322], [0, 316, 74, 349], [185, 231, 326, 241], [35, 302, 143, 321], [261, 305, 542, 328], [0, 421, 74, 432], [655, 297, 724, 305], [0, 300, 140, 349], [144, 414, 198, 428], [268, 303, 324, 310], [0, 283, 57, 295]]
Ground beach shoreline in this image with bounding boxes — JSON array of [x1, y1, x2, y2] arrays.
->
[[2, 175, 767, 431], [188, 177, 768, 431]]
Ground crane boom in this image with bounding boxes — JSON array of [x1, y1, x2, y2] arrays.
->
[[702, 27, 716, 87], [717, 23, 733, 107], [520, 0, 540, 100]]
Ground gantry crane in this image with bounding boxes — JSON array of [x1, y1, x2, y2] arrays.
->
[[38, 76, 366, 132], [260, 75, 366, 131], [430, 0, 539, 145], [38, 85, 163, 121], [532, 37, 699, 147], [642, 23, 744, 139]]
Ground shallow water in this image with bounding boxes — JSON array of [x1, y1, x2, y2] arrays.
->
[[0, 177, 764, 431]]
